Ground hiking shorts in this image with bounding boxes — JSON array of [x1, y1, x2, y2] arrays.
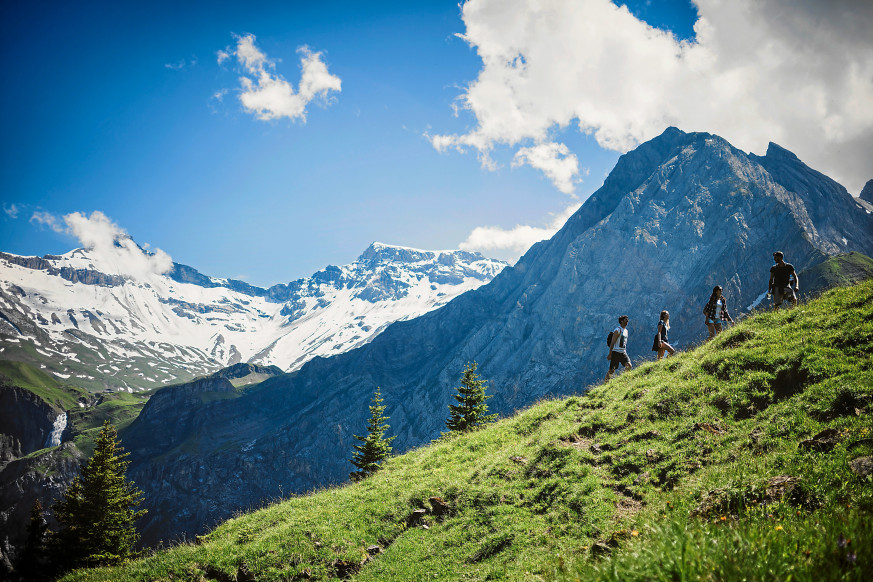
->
[[773, 286, 796, 306], [609, 351, 631, 371]]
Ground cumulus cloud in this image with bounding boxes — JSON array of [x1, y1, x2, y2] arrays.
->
[[433, 0, 873, 195], [31, 210, 172, 281], [459, 202, 581, 263], [220, 34, 342, 122], [512, 142, 580, 195]]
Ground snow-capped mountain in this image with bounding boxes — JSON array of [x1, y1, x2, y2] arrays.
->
[[0, 243, 506, 390]]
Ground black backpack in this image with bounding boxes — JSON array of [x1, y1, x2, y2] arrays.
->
[[606, 330, 614, 347]]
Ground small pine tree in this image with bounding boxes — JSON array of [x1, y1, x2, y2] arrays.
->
[[15, 500, 49, 581], [349, 388, 396, 481], [445, 362, 497, 433], [51, 421, 146, 569]]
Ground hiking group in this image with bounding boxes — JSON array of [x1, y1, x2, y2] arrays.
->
[[604, 251, 799, 381]]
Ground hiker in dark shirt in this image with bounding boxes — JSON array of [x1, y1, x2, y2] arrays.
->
[[652, 310, 676, 360], [769, 251, 798, 310], [703, 286, 733, 339]]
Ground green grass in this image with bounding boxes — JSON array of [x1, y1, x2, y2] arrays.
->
[[59, 281, 873, 581], [68, 390, 154, 457], [0, 359, 89, 410]]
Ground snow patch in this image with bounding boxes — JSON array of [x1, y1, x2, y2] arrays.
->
[[747, 290, 769, 310]]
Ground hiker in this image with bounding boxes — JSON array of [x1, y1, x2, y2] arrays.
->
[[605, 315, 631, 381], [652, 310, 676, 360], [703, 286, 734, 339], [769, 251, 799, 310]]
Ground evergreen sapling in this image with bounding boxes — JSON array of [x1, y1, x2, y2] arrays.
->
[[349, 388, 396, 481], [445, 362, 497, 433]]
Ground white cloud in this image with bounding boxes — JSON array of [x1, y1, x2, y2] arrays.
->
[[31, 211, 172, 281], [433, 0, 873, 194], [221, 34, 342, 123], [30, 211, 64, 232], [165, 57, 198, 71], [3, 203, 21, 219], [512, 142, 580, 195], [459, 202, 581, 263]]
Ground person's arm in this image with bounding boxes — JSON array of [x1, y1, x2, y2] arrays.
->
[[769, 270, 775, 292], [792, 268, 799, 291]]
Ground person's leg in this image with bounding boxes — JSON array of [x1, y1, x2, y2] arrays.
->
[[663, 342, 676, 356], [713, 322, 723, 336], [657, 348, 665, 360], [773, 288, 783, 311], [707, 322, 716, 339], [621, 353, 632, 371], [605, 356, 618, 381]]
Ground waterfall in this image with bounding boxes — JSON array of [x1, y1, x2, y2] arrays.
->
[[44, 412, 67, 448]]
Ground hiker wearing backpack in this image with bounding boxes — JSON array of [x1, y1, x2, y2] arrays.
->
[[605, 315, 631, 381], [652, 310, 676, 360], [769, 251, 799, 310], [703, 285, 734, 339]]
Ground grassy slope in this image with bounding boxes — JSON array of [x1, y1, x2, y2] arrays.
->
[[62, 281, 873, 582], [800, 252, 873, 298], [0, 360, 89, 411]]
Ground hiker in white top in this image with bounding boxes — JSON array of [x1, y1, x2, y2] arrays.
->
[[605, 315, 631, 381], [703, 285, 734, 339]]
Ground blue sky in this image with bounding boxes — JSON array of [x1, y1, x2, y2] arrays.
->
[[2, 1, 870, 287]]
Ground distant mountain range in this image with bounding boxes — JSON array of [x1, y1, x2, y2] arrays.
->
[[0, 243, 506, 390]]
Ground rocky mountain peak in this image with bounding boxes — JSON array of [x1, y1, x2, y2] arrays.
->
[[356, 242, 491, 268], [860, 179, 873, 203], [763, 141, 801, 162]]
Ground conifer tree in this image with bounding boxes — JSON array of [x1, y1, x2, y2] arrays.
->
[[445, 362, 497, 433], [51, 421, 146, 569], [15, 500, 49, 581], [349, 388, 396, 481]]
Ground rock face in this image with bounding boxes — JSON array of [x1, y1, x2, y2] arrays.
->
[[0, 381, 84, 575], [0, 244, 507, 390], [859, 179, 873, 203], [0, 384, 61, 463], [0, 443, 84, 574], [122, 127, 873, 546]]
